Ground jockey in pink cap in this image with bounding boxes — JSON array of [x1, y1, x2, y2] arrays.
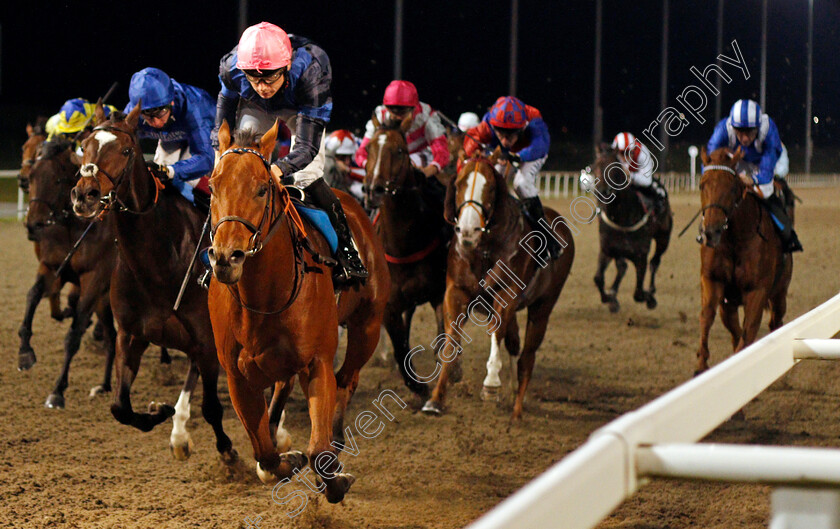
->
[[355, 80, 450, 181], [213, 21, 367, 284]]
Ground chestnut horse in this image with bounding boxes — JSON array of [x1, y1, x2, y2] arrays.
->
[[423, 153, 575, 420], [22, 139, 119, 407], [588, 144, 672, 312], [695, 147, 793, 373], [364, 115, 451, 397], [208, 121, 389, 502], [70, 105, 234, 463]]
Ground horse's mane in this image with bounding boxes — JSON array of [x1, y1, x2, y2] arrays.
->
[[37, 139, 72, 160], [233, 127, 261, 148]]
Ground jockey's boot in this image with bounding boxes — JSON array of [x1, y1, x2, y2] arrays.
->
[[307, 178, 369, 284], [765, 193, 803, 253], [638, 181, 667, 215], [521, 196, 562, 261]]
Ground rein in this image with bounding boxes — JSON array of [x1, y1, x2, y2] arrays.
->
[[679, 163, 744, 239]]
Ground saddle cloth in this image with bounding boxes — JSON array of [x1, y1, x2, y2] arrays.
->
[[287, 186, 338, 254]]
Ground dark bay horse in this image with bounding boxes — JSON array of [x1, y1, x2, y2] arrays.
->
[[208, 121, 389, 503], [70, 105, 234, 463], [588, 144, 672, 312], [423, 152, 575, 420], [695, 147, 792, 373], [364, 114, 451, 398], [22, 139, 118, 407]]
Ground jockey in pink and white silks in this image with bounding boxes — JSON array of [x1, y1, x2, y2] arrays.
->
[[611, 132, 667, 214], [707, 99, 802, 252], [355, 80, 450, 180]]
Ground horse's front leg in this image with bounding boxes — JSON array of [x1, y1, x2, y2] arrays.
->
[[110, 330, 174, 431], [631, 253, 649, 304], [269, 379, 295, 453], [18, 269, 48, 371], [481, 302, 517, 404], [384, 301, 427, 398], [696, 277, 724, 375], [305, 355, 355, 504], [423, 286, 469, 415], [738, 288, 770, 351], [593, 249, 612, 303], [609, 258, 628, 312]]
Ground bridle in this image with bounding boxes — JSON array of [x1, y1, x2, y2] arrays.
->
[[28, 155, 76, 227], [363, 129, 418, 198], [454, 157, 497, 233], [81, 125, 158, 215], [699, 164, 744, 235], [210, 147, 289, 257]]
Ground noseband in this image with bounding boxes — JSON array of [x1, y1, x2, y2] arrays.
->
[[210, 147, 284, 257], [454, 158, 497, 232]]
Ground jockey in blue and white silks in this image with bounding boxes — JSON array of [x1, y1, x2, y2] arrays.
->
[[706, 99, 802, 252], [125, 67, 215, 208]]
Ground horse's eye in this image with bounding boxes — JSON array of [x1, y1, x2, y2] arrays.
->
[[256, 185, 268, 198], [122, 147, 131, 156]]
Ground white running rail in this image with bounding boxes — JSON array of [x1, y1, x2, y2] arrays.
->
[[468, 291, 840, 529]]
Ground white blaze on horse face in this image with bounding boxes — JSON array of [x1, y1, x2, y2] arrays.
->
[[93, 130, 117, 150], [457, 170, 486, 245], [372, 134, 387, 182], [483, 332, 503, 388]]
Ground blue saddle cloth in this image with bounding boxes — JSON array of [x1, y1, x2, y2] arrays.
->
[[294, 203, 338, 254]]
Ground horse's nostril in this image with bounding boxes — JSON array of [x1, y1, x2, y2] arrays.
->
[[86, 189, 100, 201], [230, 250, 245, 264], [70, 188, 78, 201], [208, 248, 215, 259], [373, 185, 385, 195]]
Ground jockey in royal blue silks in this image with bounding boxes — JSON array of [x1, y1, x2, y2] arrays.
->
[[212, 21, 367, 284], [124, 67, 215, 210], [707, 99, 802, 253]]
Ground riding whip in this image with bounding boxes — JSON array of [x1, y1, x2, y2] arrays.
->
[[71, 81, 119, 144], [54, 220, 96, 278], [677, 208, 704, 238], [173, 211, 212, 311]]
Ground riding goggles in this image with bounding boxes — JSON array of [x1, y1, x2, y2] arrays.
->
[[243, 68, 286, 85], [142, 105, 172, 119], [492, 125, 525, 141]]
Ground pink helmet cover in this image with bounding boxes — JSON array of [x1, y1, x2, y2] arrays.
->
[[237, 22, 292, 72]]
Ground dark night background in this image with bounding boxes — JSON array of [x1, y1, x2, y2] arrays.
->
[[1, 0, 839, 170]]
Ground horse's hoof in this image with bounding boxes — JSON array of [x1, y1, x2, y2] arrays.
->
[[633, 291, 646, 303], [481, 385, 502, 403], [18, 349, 37, 371], [45, 393, 65, 409], [448, 360, 463, 383], [148, 401, 176, 418], [608, 301, 620, 313], [170, 436, 195, 461], [692, 368, 707, 378], [280, 450, 308, 472], [275, 427, 292, 454], [646, 296, 658, 310], [88, 384, 111, 398], [92, 321, 105, 341], [421, 399, 443, 416], [256, 462, 277, 484], [324, 473, 356, 504], [219, 448, 239, 466]]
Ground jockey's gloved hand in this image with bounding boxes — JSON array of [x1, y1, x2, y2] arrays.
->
[[146, 162, 172, 180], [505, 153, 522, 166]]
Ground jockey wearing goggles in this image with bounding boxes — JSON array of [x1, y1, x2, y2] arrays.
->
[[126, 67, 215, 210], [707, 99, 802, 252], [214, 21, 367, 284], [354, 80, 451, 180], [462, 96, 560, 260]]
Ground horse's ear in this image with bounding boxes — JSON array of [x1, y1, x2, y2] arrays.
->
[[26, 123, 34, 137], [218, 120, 231, 152], [731, 146, 744, 165], [70, 152, 83, 167], [125, 102, 141, 130], [400, 114, 413, 134], [371, 112, 381, 130], [259, 120, 280, 160], [700, 146, 711, 166], [488, 146, 502, 165], [443, 172, 457, 224], [94, 101, 107, 127]]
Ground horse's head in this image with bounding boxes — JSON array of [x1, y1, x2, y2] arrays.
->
[[208, 120, 280, 284], [25, 139, 80, 241], [585, 143, 631, 199], [698, 146, 746, 247], [71, 103, 141, 218], [19, 117, 48, 192], [364, 113, 414, 209], [445, 149, 504, 249]]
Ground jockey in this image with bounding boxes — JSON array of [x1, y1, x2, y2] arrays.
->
[[462, 96, 561, 260], [324, 129, 365, 203], [355, 80, 450, 180], [214, 21, 367, 283], [126, 67, 215, 210], [707, 99, 802, 252], [46, 98, 118, 146], [611, 132, 667, 213]]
